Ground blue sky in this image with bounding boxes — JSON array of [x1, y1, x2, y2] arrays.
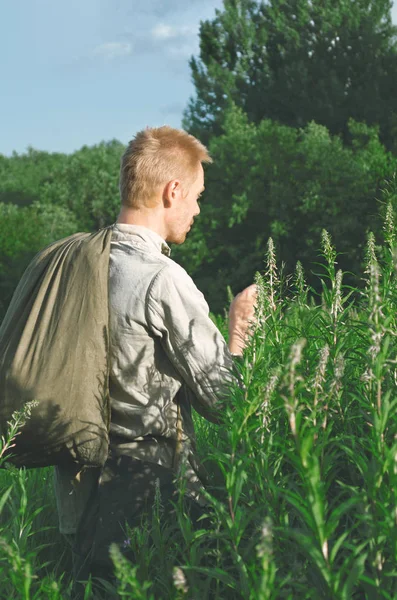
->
[[0, 0, 224, 155], [1, 0, 396, 156]]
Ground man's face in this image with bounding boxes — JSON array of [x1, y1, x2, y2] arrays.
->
[[166, 164, 205, 244]]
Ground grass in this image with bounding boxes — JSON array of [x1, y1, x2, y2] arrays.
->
[[1, 204, 397, 598]]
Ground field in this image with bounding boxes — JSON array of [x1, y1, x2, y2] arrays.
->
[[1, 220, 397, 599]]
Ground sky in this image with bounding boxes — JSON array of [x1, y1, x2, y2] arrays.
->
[[0, 0, 224, 156], [1, 0, 396, 156]]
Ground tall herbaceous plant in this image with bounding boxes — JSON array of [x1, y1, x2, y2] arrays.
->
[[1, 199, 397, 598], [187, 193, 397, 598]]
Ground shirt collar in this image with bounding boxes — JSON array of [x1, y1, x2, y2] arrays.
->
[[113, 223, 171, 257]]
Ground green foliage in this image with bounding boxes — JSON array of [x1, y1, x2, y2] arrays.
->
[[175, 103, 396, 312], [0, 201, 79, 319], [1, 216, 397, 597], [0, 140, 123, 231], [0, 405, 69, 599], [0, 148, 66, 207], [184, 0, 397, 150], [0, 140, 124, 320], [180, 0, 397, 314], [38, 140, 123, 230]]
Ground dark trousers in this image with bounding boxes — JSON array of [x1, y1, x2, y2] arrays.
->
[[70, 456, 207, 598]]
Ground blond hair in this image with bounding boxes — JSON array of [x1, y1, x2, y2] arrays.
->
[[119, 126, 213, 208]]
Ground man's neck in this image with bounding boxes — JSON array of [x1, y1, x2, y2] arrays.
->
[[117, 206, 167, 240]]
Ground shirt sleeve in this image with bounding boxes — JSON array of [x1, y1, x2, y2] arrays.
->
[[145, 264, 240, 423]]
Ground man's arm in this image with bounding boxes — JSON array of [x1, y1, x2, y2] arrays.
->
[[146, 265, 256, 422]]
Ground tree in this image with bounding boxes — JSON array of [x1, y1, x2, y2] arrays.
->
[[0, 140, 125, 319], [175, 104, 396, 312], [0, 148, 66, 207], [183, 0, 397, 150], [0, 201, 79, 319], [38, 140, 124, 230], [0, 141, 124, 231]]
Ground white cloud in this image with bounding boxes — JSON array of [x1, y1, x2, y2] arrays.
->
[[151, 23, 196, 40], [135, 0, 221, 19], [148, 23, 198, 59], [167, 43, 197, 59], [93, 42, 133, 60]]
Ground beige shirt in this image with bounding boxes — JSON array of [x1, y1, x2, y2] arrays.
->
[[54, 223, 238, 534], [108, 224, 236, 441]]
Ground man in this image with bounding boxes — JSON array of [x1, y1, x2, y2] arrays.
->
[[53, 126, 257, 589]]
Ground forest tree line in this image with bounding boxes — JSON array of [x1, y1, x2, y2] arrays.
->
[[2, 0, 397, 317]]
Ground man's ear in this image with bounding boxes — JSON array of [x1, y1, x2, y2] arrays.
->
[[162, 181, 173, 208], [163, 179, 181, 208]]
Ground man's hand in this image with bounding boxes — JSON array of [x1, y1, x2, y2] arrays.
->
[[228, 284, 258, 356]]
